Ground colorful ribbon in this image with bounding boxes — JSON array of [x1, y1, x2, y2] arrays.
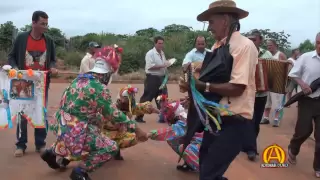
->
[[2, 89, 12, 128]]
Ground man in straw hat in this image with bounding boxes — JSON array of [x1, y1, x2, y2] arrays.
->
[[40, 46, 149, 180], [179, 0, 258, 179]]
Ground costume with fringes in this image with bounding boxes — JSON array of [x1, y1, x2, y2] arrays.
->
[[149, 95, 202, 171]]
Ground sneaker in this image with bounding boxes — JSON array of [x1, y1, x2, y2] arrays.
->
[[70, 168, 92, 180], [14, 149, 25, 157], [247, 151, 257, 161], [315, 171, 320, 178], [272, 120, 280, 127], [40, 149, 61, 169], [287, 148, 297, 164], [260, 118, 270, 124]]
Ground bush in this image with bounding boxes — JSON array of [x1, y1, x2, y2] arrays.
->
[[0, 50, 7, 66], [64, 51, 83, 67], [56, 46, 67, 59]]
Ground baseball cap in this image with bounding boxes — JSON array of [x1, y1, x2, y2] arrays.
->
[[88, 41, 101, 48], [89, 59, 111, 74], [247, 29, 262, 39]]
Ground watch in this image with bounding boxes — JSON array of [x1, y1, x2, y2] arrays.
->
[[205, 82, 210, 92]]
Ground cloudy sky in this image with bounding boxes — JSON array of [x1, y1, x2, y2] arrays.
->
[[0, 0, 319, 47]]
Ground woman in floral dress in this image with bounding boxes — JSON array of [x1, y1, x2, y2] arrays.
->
[[148, 95, 202, 172], [40, 46, 149, 180]]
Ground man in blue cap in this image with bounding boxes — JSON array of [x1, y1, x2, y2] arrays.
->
[[79, 41, 101, 73]]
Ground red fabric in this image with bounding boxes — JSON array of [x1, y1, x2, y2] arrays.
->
[[25, 35, 47, 70]]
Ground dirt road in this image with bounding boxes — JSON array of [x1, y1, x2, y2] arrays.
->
[[0, 84, 317, 180]]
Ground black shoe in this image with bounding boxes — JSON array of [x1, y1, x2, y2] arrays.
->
[[176, 163, 195, 172], [70, 168, 91, 180], [136, 119, 146, 123], [40, 149, 61, 169], [114, 150, 124, 160], [57, 157, 71, 169], [247, 151, 257, 161]]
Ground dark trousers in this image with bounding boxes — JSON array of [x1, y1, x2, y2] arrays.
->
[[289, 97, 320, 171], [15, 86, 49, 150], [199, 116, 247, 180], [242, 96, 267, 153], [135, 74, 167, 121]]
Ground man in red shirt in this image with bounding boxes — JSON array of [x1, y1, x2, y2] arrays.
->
[[8, 11, 58, 157]]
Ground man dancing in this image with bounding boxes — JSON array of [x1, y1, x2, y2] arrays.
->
[[41, 46, 149, 180], [179, 0, 258, 179]]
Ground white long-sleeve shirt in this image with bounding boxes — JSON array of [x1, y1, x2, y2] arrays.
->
[[79, 53, 95, 73]]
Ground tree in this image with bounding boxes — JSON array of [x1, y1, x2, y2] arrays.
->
[[0, 21, 16, 52], [135, 28, 160, 38], [20, 24, 32, 32], [298, 39, 314, 53], [161, 24, 192, 35]]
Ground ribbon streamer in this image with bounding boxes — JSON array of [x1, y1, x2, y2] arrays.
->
[[2, 89, 12, 128]]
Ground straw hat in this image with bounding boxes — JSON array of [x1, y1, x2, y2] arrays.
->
[[197, 0, 249, 21]]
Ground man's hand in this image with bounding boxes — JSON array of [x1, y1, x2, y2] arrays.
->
[[300, 82, 312, 95], [136, 127, 149, 142], [50, 68, 58, 75], [163, 61, 171, 68], [179, 77, 189, 93]]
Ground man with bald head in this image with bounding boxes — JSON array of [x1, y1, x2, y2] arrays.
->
[[182, 36, 211, 65]]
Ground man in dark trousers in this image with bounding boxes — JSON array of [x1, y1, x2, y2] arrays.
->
[[179, 0, 258, 179], [242, 29, 273, 161], [135, 36, 170, 123], [287, 32, 320, 178], [8, 10, 58, 157]]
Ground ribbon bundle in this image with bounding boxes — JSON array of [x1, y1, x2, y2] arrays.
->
[[185, 63, 233, 132]]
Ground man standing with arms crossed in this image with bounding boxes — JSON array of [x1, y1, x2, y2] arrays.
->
[[135, 36, 170, 123], [8, 11, 58, 157]]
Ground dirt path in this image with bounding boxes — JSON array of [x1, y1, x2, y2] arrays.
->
[[0, 84, 317, 180]]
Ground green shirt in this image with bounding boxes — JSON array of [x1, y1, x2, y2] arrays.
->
[[256, 48, 273, 97]]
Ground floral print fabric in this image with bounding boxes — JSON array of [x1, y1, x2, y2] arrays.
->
[[49, 76, 135, 171], [149, 119, 202, 171]]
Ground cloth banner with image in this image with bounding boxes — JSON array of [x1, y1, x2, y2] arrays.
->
[[0, 66, 47, 129]]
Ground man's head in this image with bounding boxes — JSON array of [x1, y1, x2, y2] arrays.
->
[[88, 42, 101, 55], [266, 39, 278, 53], [248, 29, 263, 48], [207, 13, 239, 41], [316, 32, 320, 56], [154, 36, 164, 51], [194, 36, 206, 52], [291, 48, 301, 59], [31, 11, 49, 34]]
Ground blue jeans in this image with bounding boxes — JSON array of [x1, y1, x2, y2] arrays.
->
[[15, 85, 49, 150]]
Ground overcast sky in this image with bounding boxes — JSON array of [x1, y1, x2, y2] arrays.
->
[[0, 0, 319, 47]]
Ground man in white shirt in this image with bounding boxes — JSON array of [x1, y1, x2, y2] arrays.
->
[[287, 32, 320, 178], [79, 42, 100, 73], [182, 36, 211, 65], [135, 36, 170, 123]]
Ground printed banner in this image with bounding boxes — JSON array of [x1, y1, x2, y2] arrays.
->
[[0, 65, 47, 129]]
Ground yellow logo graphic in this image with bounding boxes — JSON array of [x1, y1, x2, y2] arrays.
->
[[260, 144, 289, 168]]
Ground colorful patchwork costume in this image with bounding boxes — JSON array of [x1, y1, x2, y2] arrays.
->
[[148, 95, 202, 172], [101, 85, 158, 159], [41, 46, 149, 180]]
